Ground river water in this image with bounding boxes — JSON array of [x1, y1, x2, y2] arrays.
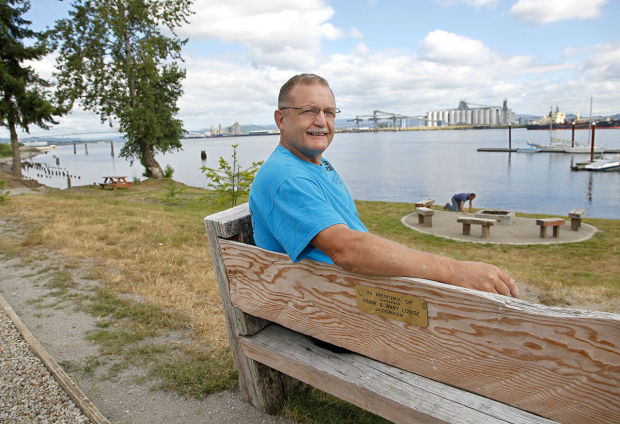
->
[[21, 128, 620, 219]]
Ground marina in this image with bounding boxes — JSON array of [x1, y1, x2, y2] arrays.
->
[[16, 127, 620, 219]]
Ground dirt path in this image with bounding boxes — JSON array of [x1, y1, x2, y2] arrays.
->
[[0, 222, 291, 424]]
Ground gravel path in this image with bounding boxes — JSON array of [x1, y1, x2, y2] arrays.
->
[[0, 306, 91, 423]]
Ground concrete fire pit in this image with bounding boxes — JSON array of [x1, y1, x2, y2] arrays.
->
[[475, 210, 515, 224]]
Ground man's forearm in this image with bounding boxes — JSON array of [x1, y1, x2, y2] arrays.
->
[[312, 225, 519, 297], [327, 230, 458, 281]]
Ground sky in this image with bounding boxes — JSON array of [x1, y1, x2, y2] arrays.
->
[[5, 0, 620, 139]]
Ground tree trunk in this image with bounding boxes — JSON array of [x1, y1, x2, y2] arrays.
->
[[9, 119, 22, 178], [139, 140, 164, 178]]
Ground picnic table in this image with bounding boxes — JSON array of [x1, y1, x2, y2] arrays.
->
[[99, 176, 131, 190]]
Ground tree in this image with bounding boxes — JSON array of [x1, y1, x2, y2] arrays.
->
[[0, 0, 63, 178], [53, 0, 192, 178], [201, 144, 263, 207]]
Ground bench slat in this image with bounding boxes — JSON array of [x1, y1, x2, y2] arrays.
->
[[220, 239, 620, 423], [416, 207, 434, 216], [415, 198, 435, 207], [457, 217, 497, 225], [242, 325, 555, 424], [205, 202, 254, 240], [536, 219, 565, 227]]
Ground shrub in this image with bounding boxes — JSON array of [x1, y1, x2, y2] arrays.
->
[[163, 164, 174, 179], [200, 144, 263, 207], [0, 180, 10, 203], [0, 143, 13, 158]]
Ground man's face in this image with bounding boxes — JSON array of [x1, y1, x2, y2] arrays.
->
[[275, 83, 336, 165]]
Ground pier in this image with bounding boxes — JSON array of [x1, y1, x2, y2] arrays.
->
[[478, 147, 620, 153]]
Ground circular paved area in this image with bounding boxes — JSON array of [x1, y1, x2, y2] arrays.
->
[[402, 210, 597, 245]]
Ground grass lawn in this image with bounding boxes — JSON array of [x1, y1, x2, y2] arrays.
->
[[0, 176, 617, 423]]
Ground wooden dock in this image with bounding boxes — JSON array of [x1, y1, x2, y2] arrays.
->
[[478, 148, 620, 153]]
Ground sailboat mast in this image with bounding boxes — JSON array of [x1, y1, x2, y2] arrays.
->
[[587, 96, 593, 145]]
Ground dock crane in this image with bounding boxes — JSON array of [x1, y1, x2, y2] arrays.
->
[[347, 111, 443, 129], [347, 115, 374, 129]]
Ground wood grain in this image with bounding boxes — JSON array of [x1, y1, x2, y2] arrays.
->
[[241, 324, 556, 424], [204, 205, 285, 413], [220, 239, 620, 424]]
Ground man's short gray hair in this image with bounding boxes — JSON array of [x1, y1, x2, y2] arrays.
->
[[278, 74, 333, 108]]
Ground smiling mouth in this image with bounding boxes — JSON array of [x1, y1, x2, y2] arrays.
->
[[307, 129, 328, 136]]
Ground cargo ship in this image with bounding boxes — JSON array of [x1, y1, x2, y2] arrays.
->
[[527, 119, 620, 130], [526, 106, 620, 130]]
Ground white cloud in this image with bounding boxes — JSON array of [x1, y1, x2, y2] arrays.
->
[[434, 0, 497, 8], [510, 0, 608, 25], [350, 28, 364, 39], [181, 0, 346, 68], [419, 30, 494, 65]]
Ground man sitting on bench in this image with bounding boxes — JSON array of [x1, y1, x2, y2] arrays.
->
[[249, 74, 519, 298]]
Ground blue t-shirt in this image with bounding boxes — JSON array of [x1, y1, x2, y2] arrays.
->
[[452, 193, 473, 203], [249, 145, 367, 264]]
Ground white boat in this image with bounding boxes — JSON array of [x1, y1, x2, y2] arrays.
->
[[528, 138, 569, 151], [527, 120, 571, 151], [584, 157, 620, 171], [517, 146, 541, 153], [564, 145, 606, 154]]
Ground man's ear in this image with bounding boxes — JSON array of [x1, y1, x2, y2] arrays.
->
[[274, 109, 284, 129]]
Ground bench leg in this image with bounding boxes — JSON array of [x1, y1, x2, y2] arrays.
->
[[539, 226, 547, 238], [571, 218, 580, 231], [552, 226, 560, 238], [462, 223, 471, 236], [418, 214, 424, 225], [424, 216, 432, 228], [481, 225, 490, 239]]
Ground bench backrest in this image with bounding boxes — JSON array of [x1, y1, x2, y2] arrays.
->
[[205, 203, 620, 423]]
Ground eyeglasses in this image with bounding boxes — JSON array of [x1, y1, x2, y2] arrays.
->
[[280, 105, 341, 119]]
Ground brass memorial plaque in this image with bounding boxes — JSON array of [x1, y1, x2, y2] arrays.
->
[[356, 285, 428, 328]]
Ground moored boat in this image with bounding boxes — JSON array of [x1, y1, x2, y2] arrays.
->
[[517, 146, 541, 153], [564, 145, 606, 154], [584, 158, 620, 171]]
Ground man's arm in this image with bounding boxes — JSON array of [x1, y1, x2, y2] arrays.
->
[[311, 224, 519, 297]]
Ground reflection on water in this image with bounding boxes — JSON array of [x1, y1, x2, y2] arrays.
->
[[20, 128, 620, 219]]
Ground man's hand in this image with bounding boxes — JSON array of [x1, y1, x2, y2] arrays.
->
[[449, 261, 519, 298]]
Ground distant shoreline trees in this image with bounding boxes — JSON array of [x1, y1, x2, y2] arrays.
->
[[53, 0, 193, 178]]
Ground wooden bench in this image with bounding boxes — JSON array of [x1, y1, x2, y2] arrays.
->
[[416, 206, 434, 227], [415, 198, 434, 208], [99, 176, 131, 190], [568, 209, 585, 231], [204, 204, 619, 424], [456, 216, 496, 239], [536, 218, 565, 238]]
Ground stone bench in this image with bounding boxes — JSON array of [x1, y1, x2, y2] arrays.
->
[[457, 216, 497, 239], [204, 203, 620, 423], [416, 207, 434, 227], [536, 218, 565, 238], [569, 209, 585, 231], [414, 198, 434, 208]]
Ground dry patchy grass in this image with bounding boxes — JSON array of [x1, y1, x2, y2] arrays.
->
[[1, 180, 229, 350]]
